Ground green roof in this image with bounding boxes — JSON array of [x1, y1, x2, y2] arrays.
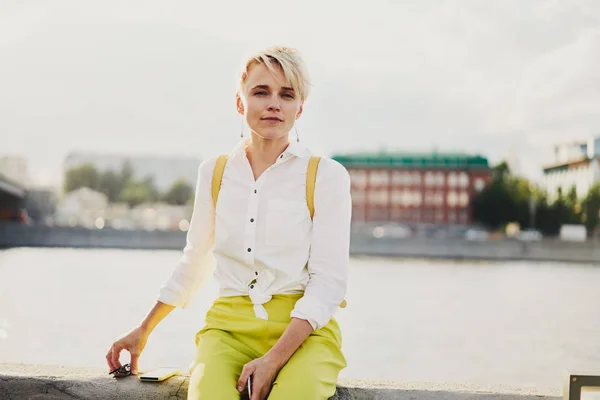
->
[[331, 151, 489, 169]]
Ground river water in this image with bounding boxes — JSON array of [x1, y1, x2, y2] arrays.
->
[[0, 247, 598, 391]]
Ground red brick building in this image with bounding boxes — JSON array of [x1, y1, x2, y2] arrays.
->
[[332, 152, 492, 225]]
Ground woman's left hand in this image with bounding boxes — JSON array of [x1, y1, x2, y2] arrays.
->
[[237, 354, 282, 400]]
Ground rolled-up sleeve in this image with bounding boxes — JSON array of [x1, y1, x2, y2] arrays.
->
[[290, 158, 352, 330], [157, 157, 217, 309]]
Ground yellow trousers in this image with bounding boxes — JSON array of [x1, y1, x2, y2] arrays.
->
[[188, 294, 346, 399]]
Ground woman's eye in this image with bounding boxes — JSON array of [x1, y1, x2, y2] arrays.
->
[[282, 93, 295, 99], [254, 91, 267, 96]]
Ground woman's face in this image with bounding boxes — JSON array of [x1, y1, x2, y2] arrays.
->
[[237, 62, 303, 142]]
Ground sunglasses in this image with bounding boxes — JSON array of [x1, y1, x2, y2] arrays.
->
[[109, 363, 131, 378]]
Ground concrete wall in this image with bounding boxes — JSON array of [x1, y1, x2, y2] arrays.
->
[[0, 224, 186, 250], [350, 235, 600, 264], [0, 363, 561, 399], [1, 223, 599, 263]]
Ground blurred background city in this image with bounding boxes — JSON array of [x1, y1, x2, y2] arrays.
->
[[1, 0, 600, 393]]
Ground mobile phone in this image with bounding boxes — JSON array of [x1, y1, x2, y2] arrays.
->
[[247, 375, 252, 397], [138, 367, 181, 382]]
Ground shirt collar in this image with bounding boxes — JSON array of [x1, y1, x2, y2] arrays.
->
[[228, 137, 250, 160], [229, 137, 311, 161], [284, 139, 311, 158]]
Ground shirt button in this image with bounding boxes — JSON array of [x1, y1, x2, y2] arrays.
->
[[247, 248, 252, 252], [250, 218, 254, 223], [279, 155, 283, 159], [254, 189, 257, 194], [255, 271, 258, 276], [250, 284, 254, 289]]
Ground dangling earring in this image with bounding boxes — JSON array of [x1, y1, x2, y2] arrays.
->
[[294, 126, 299, 142], [240, 118, 244, 138]]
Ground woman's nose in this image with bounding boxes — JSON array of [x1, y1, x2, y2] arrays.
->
[[267, 94, 281, 111]]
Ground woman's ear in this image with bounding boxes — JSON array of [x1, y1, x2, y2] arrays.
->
[[236, 92, 245, 115], [296, 102, 304, 120]]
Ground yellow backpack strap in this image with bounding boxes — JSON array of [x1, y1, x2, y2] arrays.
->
[[306, 156, 321, 220], [306, 156, 347, 309], [211, 155, 228, 208]]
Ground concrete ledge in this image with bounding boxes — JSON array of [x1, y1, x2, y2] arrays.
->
[[0, 363, 562, 399]]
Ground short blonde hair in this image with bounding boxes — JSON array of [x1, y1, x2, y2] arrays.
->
[[239, 46, 311, 101]]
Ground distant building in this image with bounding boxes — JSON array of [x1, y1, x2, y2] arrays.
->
[[0, 156, 30, 186], [542, 136, 600, 200], [63, 152, 201, 191], [55, 187, 109, 228], [24, 188, 58, 224], [332, 151, 492, 225]]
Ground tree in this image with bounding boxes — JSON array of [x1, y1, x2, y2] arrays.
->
[[565, 185, 582, 224], [492, 161, 511, 183], [163, 179, 193, 205], [503, 175, 534, 229], [471, 159, 597, 236], [118, 177, 159, 207], [471, 181, 518, 230], [64, 164, 100, 193], [551, 189, 571, 229], [99, 170, 122, 203], [119, 160, 134, 189], [566, 185, 578, 206], [582, 183, 600, 234]]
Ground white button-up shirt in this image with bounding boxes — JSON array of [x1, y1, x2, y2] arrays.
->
[[157, 138, 352, 330]]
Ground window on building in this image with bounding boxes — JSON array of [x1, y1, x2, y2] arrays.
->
[[458, 210, 469, 224], [435, 210, 445, 223], [391, 207, 403, 221], [391, 171, 405, 186], [435, 191, 445, 206], [412, 172, 422, 185], [351, 190, 366, 204], [458, 172, 469, 188], [412, 191, 422, 206], [352, 206, 365, 222], [474, 178, 485, 192], [350, 169, 367, 189], [413, 209, 421, 222], [459, 191, 469, 207], [424, 191, 434, 206], [423, 209, 433, 222], [369, 170, 389, 187], [425, 172, 435, 187], [391, 189, 403, 206], [368, 207, 389, 222], [436, 172, 445, 186], [448, 172, 457, 187], [447, 191, 458, 207], [402, 189, 413, 206], [448, 211, 457, 224], [368, 188, 389, 206]]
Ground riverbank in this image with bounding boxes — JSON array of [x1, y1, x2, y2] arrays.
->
[[1, 223, 598, 263], [0, 363, 562, 400]]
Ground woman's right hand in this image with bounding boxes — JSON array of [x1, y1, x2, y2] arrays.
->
[[106, 326, 149, 375]]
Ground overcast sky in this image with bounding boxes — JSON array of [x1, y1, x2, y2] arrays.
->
[[1, 0, 598, 187]]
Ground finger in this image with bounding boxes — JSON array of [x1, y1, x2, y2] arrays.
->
[[237, 364, 253, 392], [106, 351, 115, 372], [130, 352, 139, 375], [250, 381, 264, 400], [110, 345, 123, 371], [106, 346, 119, 372]]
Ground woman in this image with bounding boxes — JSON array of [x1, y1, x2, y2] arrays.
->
[[106, 46, 352, 400]]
